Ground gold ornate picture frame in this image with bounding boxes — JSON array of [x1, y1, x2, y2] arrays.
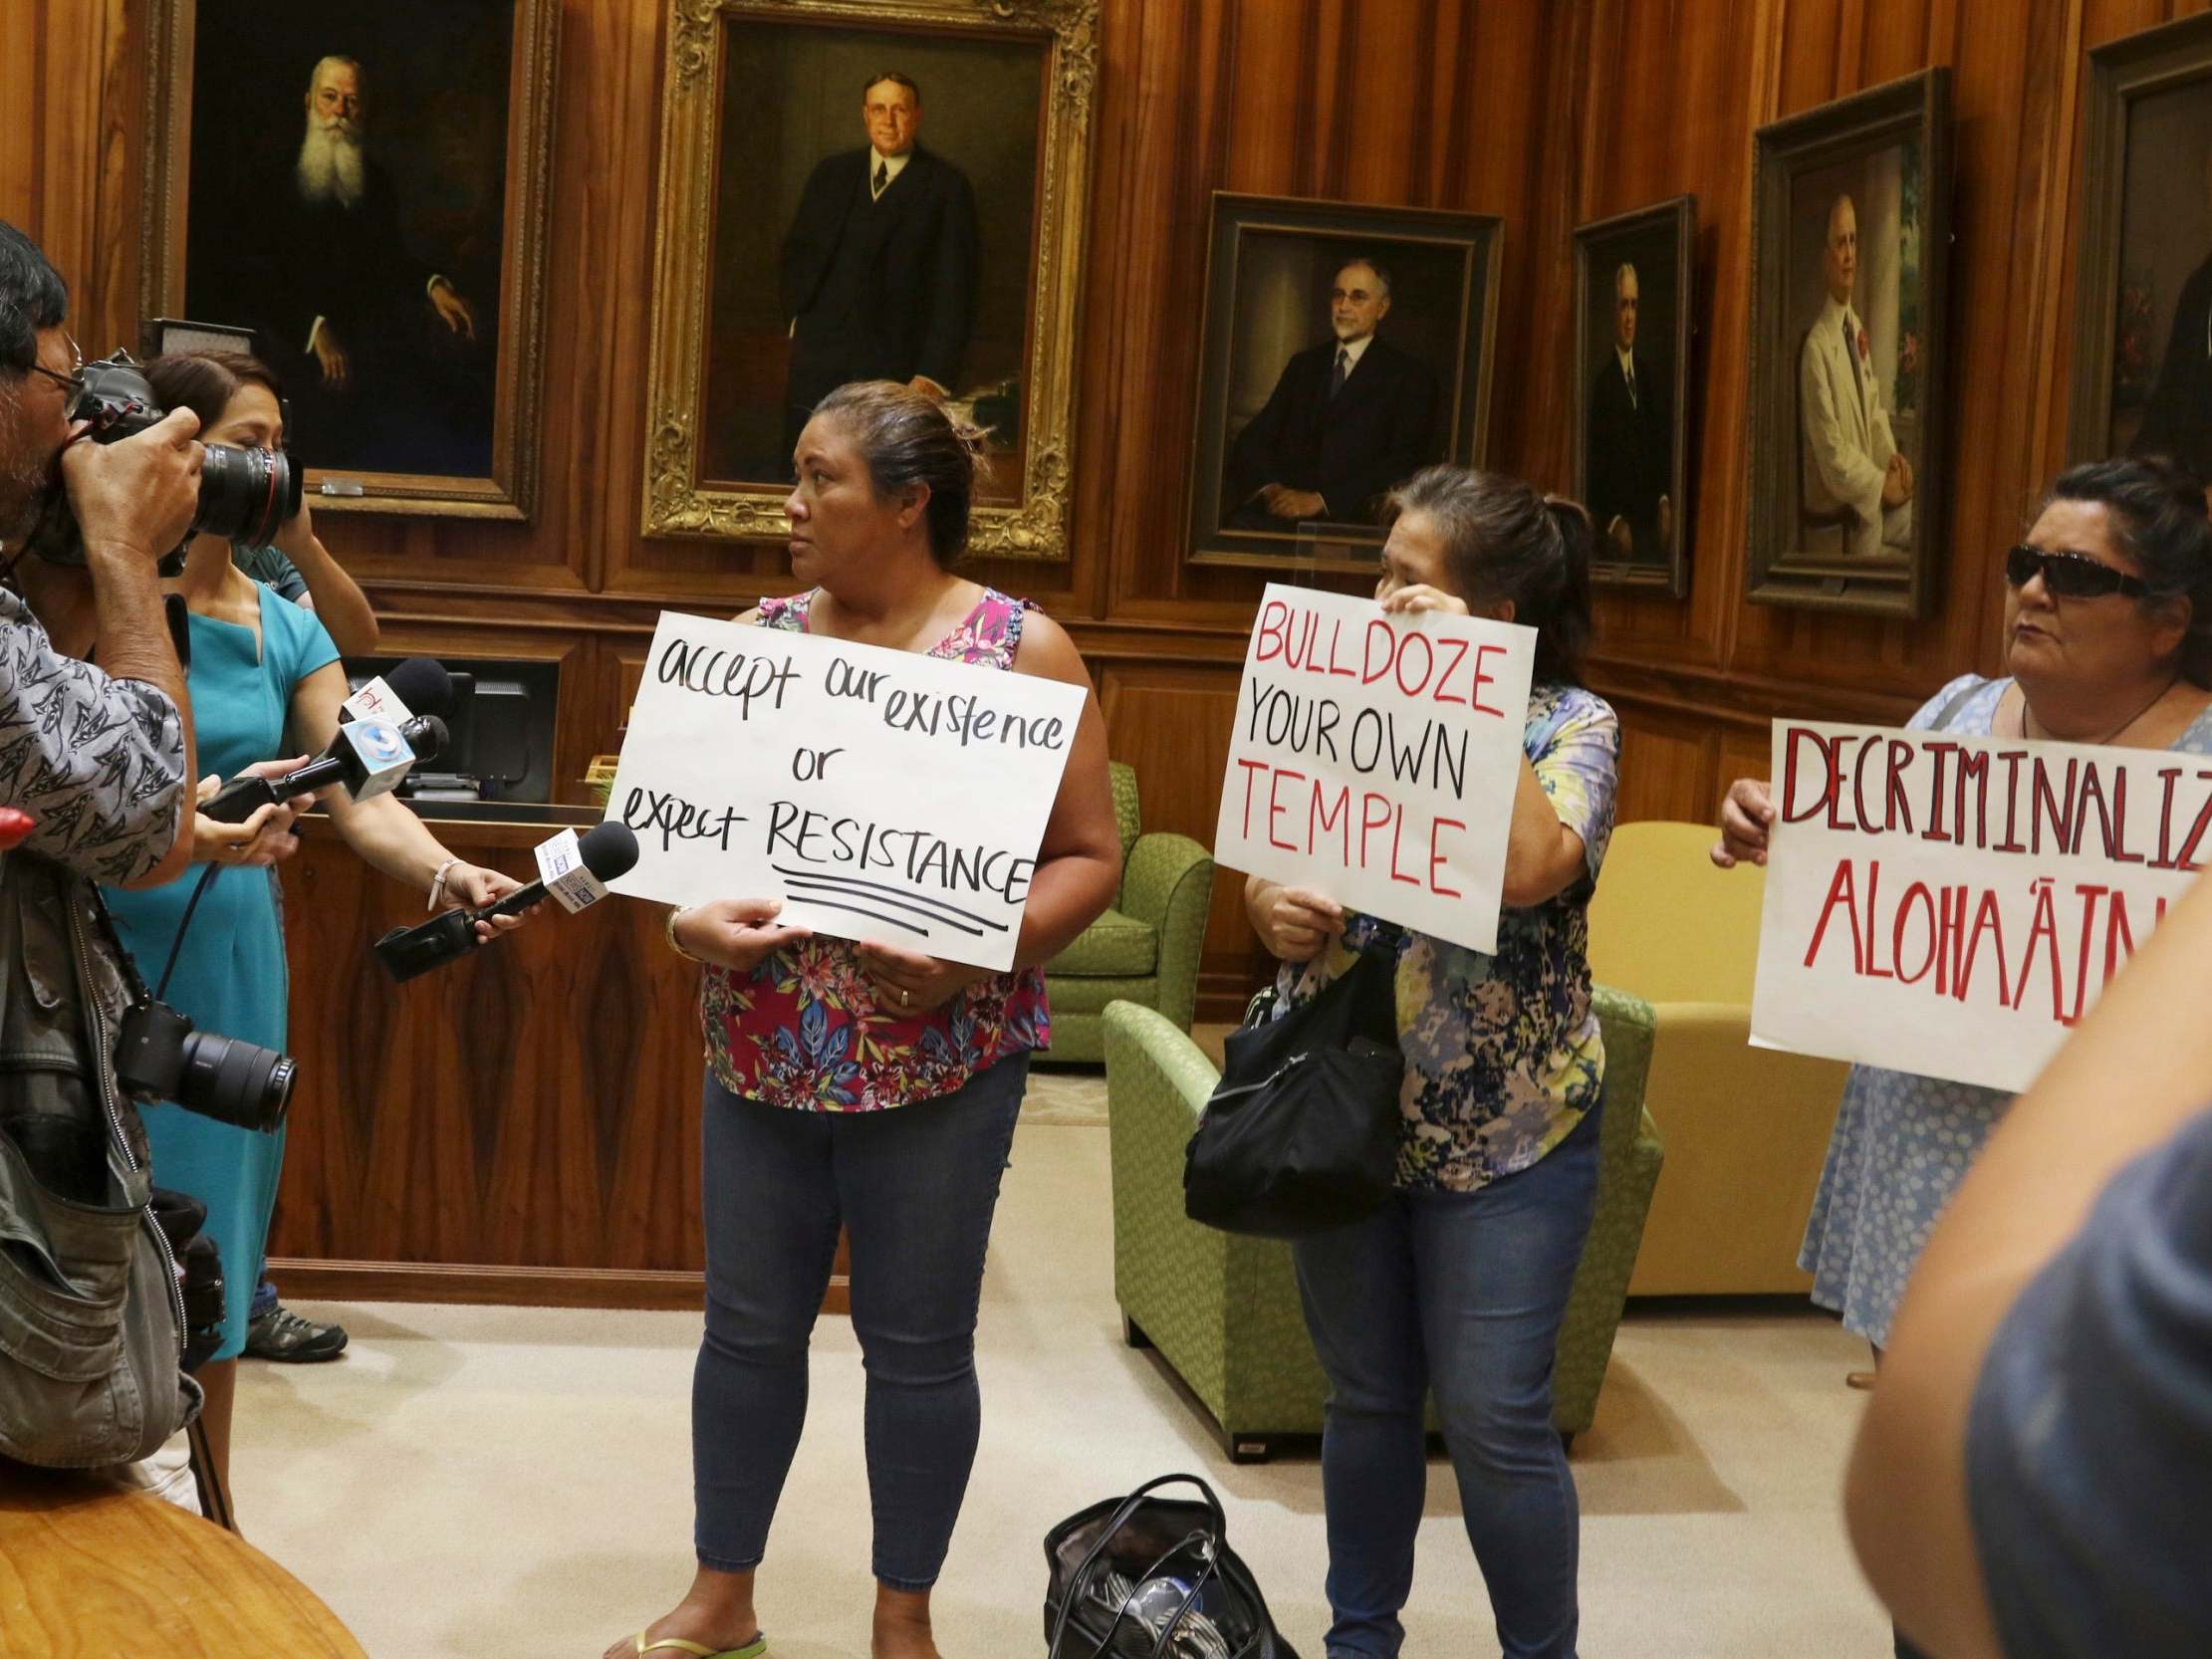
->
[[642, 0, 1100, 558], [141, 0, 561, 522], [1746, 70, 1951, 618]]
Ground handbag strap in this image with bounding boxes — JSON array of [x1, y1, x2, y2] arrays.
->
[[1047, 1475, 1230, 1659], [1085, 1528, 1223, 1659]]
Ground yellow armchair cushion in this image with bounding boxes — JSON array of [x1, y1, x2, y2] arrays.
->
[[1625, 1002, 1847, 1298], [1587, 821, 1768, 1007], [1589, 822, 1849, 1298]]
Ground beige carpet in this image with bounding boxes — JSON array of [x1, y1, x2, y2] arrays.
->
[[233, 1121, 1889, 1658]]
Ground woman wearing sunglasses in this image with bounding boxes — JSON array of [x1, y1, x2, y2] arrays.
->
[[1712, 453, 2212, 1659]]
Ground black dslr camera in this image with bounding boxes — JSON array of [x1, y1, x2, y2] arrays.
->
[[112, 998, 296, 1134], [24, 349, 302, 570]]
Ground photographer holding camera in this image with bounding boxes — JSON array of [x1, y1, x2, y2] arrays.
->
[[0, 224, 201, 877], [0, 220, 215, 1478]]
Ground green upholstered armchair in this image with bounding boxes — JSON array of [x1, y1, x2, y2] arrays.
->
[[1103, 989, 1664, 1459], [1041, 763, 1213, 1064]]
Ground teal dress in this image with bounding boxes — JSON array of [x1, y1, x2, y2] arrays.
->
[[103, 585, 340, 1361]]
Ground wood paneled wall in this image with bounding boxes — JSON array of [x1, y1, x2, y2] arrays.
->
[[7, 0, 2208, 1016]]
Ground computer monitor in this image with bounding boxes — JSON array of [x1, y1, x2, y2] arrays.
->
[[345, 656, 559, 803]]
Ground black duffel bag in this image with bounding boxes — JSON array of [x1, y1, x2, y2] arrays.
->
[[1043, 1473, 1299, 1659], [1182, 944, 1403, 1239]]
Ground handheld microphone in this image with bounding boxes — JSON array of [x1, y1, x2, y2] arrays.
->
[[371, 821, 639, 984], [200, 713, 449, 824], [344, 657, 453, 726], [196, 658, 456, 826]]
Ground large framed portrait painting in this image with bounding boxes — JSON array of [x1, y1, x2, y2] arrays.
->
[[1573, 195, 1695, 596], [1747, 70, 1951, 618], [1184, 194, 1502, 574], [142, 0, 561, 521], [2070, 13, 2212, 479], [641, 0, 1100, 559]]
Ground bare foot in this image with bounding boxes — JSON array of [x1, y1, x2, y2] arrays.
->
[[604, 1611, 761, 1659], [873, 1586, 941, 1659], [607, 1567, 760, 1659]]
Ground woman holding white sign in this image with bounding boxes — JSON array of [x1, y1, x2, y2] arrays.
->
[[617, 382, 1118, 1659], [1244, 466, 1617, 1659], [1715, 456, 2212, 1659]]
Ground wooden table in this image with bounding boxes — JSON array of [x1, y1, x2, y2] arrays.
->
[[0, 1459, 365, 1655]]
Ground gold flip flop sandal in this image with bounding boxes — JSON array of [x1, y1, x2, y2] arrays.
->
[[634, 1633, 768, 1659]]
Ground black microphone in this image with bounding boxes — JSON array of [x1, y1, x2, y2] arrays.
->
[[201, 713, 448, 824], [196, 658, 455, 826], [344, 657, 454, 725], [371, 822, 639, 984]]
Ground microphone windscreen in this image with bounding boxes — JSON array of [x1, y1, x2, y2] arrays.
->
[[409, 715, 451, 764], [383, 658, 454, 718], [577, 820, 640, 882]]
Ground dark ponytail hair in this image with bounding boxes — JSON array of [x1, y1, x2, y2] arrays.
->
[[1382, 466, 1596, 686], [141, 350, 286, 433], [2045, 454, 2212, 686]]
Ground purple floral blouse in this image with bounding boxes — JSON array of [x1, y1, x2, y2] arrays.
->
[[699, 587, 1053, 1110]]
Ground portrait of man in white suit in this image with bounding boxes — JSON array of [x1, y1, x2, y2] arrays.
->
[[1799, 193, 1914, 559]]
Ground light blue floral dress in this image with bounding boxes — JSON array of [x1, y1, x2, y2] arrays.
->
[[1804, 672, 2212, 1344], [1271, 684, 1621, 1193]]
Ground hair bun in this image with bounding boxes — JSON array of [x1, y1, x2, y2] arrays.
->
[[2136, 449, 2211, 511]]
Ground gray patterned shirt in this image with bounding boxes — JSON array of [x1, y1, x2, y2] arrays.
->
[[0, 586, 186, 883]]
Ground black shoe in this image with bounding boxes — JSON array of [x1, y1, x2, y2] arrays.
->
[[243, 1304, 349, 1362]]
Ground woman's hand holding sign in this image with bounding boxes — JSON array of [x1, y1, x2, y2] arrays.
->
[[1244, 879, 1347, 963], [1713, 778, 1778, 868], [673, 898, 812, 973], [854, 941, 990, 1014], [1377, 584, 1471, 617]]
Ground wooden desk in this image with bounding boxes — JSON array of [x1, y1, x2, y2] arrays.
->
[[266, 810, 851, 1311], [0, 1460, 364, 1656]]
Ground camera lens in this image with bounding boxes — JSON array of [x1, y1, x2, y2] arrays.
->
[[194, 443, 302, 549], [173, 1030, 296, 1133]]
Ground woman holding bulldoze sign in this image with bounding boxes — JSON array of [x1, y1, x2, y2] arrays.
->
[[1244, 465, 1618, 1659]]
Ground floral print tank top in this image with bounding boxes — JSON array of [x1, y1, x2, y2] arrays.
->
[[699, 587, 1053, 1110]]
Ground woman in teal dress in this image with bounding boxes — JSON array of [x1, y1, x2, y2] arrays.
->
[[102, 352, 526, 1511]]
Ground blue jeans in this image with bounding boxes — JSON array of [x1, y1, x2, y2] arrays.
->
[[692, 1053, 1029, 1590], [1292, 1101, 1602, 1659]]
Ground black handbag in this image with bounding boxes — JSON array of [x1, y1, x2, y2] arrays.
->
[[1182, 945, 1404, 1239], [1043, 1473, 1300, 1659]]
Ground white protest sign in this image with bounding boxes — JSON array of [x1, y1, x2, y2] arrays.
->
[[1214, 584, 1537, 954], [607, 610, 1085, 971], [1752, 718, 2208, 1093]]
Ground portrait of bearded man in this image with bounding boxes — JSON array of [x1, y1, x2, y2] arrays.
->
[[187, 49, 499, 480]]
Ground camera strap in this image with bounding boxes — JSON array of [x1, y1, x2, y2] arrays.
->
[[152, 863, 222, 1003]]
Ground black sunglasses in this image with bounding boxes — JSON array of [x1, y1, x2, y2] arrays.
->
[[2004, 545, 2150, 600]]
